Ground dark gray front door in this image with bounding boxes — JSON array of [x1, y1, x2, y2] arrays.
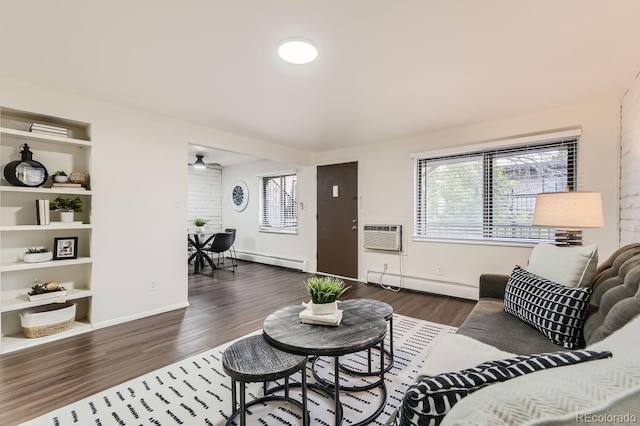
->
[[316, 162, 358, 279]]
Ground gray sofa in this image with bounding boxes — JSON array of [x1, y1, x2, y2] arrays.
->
[[390, 243, 640, 425], [456, 242, 640, 354]]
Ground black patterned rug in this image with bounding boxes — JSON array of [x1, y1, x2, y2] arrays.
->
[[23, 314, 455, 425]]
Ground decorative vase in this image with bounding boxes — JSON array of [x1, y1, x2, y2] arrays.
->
[[3, 144, 48, 187], [309, 301, 338, 315], [195, 226, 204, 233], [60, 211, 74, 223]]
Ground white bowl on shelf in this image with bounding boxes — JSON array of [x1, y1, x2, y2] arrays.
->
[[23, 252, 53, 263]]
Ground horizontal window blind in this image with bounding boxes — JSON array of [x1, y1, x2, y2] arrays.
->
[[260, 173, 298, 231], [414, 139, 577, 242]]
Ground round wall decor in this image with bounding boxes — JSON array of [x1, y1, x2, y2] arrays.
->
[[231, 180, 249, 211]]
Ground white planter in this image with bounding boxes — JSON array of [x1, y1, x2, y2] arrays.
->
[[23, 251, 53, 263], [53, 175, 69, 183], [309, 301, 338, 315], [195, 226, 204, 233], [60, 211, 74, 222]]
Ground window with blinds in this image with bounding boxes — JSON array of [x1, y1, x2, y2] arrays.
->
[[414, 139, 577, 242], [260, 173, 298, 233]]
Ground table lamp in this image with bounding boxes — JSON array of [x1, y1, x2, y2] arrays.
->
[[532, 191, 604, 246]]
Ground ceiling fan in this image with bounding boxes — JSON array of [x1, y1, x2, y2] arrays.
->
[[189, 154, 222, 169]]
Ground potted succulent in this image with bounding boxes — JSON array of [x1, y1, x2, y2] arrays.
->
[[194, 218, 207, 233], [304, 276, 351, 314], [23, 247, 53, 263], [50, 196, 83, 222], [51, 170, 68, 183]]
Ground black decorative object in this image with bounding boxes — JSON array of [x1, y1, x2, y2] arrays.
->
[[3, 144, 48, 187]]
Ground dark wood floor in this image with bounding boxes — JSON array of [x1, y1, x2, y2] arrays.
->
[[0, 261, 476, 425]]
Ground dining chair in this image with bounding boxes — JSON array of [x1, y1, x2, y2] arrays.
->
[[224, 228, 238, 269], [187, 235, 195, 264], [205, 232, 236, 273]]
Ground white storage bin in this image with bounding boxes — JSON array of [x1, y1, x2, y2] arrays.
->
[[19, 302, 77, 338]]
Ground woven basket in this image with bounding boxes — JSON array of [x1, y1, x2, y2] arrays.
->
[[20, 302, 76, 338]]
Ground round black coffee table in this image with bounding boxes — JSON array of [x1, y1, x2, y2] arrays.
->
[[263, 303, 387, 426], [337, 299, 394, 377]]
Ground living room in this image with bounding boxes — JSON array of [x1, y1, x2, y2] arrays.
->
[[1, 1, 640, 425]]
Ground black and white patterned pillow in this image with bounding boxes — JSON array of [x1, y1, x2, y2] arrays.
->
[[394, 350, 611, 426], [504, 266, 592, 349]]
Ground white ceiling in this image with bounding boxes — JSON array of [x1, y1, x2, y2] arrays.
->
[[2, 1, 640, 155]]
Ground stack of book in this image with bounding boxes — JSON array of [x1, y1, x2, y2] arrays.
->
[[298, 307, 343, 326], [27, 288, 67, 302], [36, 199, 50, 225], [52, 182, 84, 189], [29, 122, 68, 137]]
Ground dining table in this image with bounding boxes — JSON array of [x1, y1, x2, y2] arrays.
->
[[187, 233, 217, 273]]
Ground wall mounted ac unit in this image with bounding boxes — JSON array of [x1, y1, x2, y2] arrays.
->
[[363, 225, 402, 251]]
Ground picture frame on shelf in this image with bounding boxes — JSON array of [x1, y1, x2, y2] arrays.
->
[[53, 237, 78, 260]]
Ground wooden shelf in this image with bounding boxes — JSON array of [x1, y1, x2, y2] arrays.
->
[[0, 127, 90, 148], [0, 288, 92, 313], [1, 257, 92, 272], [0, 223, 92, 232], [0, 186, 92, 195], [1, 107, 93, 354], [1, 319, 92, 354]]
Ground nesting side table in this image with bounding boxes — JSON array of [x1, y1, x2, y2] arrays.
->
[[222, 334, 309, 426], [263, 304, 387, 426]]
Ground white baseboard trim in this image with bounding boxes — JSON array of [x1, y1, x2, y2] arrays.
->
[[92, 301, 190, 330], [366, 270, 478, 301], [235, 251, 309, 272]]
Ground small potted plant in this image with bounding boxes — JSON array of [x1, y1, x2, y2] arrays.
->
[[304, 276, 351, 314], [51, 170, 68, 183], [194, 218, 207, 233], [50, 196, 84, 222], [23, 247, 53, 263]]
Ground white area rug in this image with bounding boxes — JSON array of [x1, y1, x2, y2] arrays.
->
[[23, 314, 456, 426]]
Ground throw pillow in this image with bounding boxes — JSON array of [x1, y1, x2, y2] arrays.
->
[[393, 350, 611, 426], [504, 266, 592, 349], [526, 242, 598, 287]]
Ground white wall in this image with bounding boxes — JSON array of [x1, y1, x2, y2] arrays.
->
[[314, 98, 621, 299], [0, 76, 310, 327], [187, 166, 222, 233], [0, 75, 623, 319], [221, 160, 316, 272], [621, 70, 640, 246]]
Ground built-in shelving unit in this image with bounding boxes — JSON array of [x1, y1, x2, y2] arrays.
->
[[0, 107, 92, 353]]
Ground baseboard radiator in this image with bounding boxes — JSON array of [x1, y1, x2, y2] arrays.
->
[[235, 251, 309, 272], [366, 270, 478, 301]]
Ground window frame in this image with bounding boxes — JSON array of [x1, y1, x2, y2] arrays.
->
[[413, 131, 580, 245], [258, 171, 298, 234]]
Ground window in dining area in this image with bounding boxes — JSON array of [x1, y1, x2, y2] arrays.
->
[[260, 172, 298, 233]]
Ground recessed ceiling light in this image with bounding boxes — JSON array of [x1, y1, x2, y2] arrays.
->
[[277, 39, 318, 64]]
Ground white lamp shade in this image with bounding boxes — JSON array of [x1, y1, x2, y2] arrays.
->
[[533, 191, 604, 228]]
